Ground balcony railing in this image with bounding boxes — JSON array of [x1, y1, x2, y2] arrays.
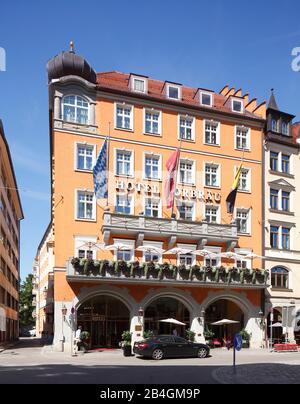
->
[[66, 258, 269, 289], [102, 212, 238, 244]]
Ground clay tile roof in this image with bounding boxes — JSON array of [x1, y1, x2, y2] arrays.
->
[[96, 71, 262, 120]]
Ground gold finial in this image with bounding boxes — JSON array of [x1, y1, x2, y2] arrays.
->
[[70, 41, 75, 53]]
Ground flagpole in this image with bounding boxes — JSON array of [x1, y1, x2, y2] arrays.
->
[[231, 148, 245, 221], [171, 138, 182, 219], [106, 122, 111, 209]]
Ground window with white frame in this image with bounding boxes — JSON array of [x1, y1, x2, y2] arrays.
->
[[76, 143, 95, 170], [144, 197, 160, 218], [179, 116, 194, 140], [200, 92, 213, 107], [272, 119, 278, 132], [116, 104, 133, 130], [282, 121, 289, 136], [77, 191, 95, 220], [145, 109, 161, 135], [235, 126, 250, 150], [144, 154, 160, 179], [167, 85, 181, 100], [75, 236, 97, 259], [204, 121, 219, 145], [205, 205, 219, 223], [116, 150, 132, 176], [232, 99, 243, 113], [282, 154, 290, 173], [282, 227, 290, 250], [78, 249, 93, 259], [132, 78, 146, 93], [63, 95, 89, 124], [204, 247, 221, 267], [177, 201, 194, 220], [144, 251, 160, 262], [236, 209, 250, 234], [236, 258, 250, 269], [116, 249, 132, 261], [179, 253, 193, 266], [179, 160, 194, 184], [205, 163, 219, 187], [177, 244, 196, 266], [238, 168, 250, 192], [282, 191, 290, 212], [116, 194, 132, 214], [114, 239, 134, 261], [143, 241, 163, 263]]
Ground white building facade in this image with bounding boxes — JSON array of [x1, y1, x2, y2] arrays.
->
[[264, 92, 300, 344]]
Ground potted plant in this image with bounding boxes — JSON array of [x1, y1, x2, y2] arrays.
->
[[240, 329, 251, 348], [130, 261, 141, 278], [92, 260, 100, 276], [121, 330, 132, 356], [79, 331, 90, 352], [185, 328, 196, 342], [71, 257, 83, 274], [143, 330, 154, 339], [203, 327, 215, 346], [178, 264, 189, 280]]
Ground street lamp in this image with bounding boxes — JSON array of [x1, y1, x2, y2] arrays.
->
[[198, 308, 205, 325], [138, 307, 144, 324], [259, 309, 264, 326], [62, 304, 67, 321]]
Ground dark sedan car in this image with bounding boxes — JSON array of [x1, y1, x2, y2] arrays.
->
[[133, 335, 210, 360]]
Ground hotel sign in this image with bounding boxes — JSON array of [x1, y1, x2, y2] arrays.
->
[[115, 180, 221, 203]]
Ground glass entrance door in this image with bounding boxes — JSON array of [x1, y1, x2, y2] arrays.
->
[[77, 295, 130, 348]]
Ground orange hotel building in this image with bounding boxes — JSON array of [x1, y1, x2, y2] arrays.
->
[[0, 120, 23, 344], [43, 46, 268, 352]]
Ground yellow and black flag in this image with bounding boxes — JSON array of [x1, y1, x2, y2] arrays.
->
[[226, 163, 242, 214]]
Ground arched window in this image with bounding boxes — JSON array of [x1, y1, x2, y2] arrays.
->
[[62, 95, 89, 124], [271, 267, 289, 289]]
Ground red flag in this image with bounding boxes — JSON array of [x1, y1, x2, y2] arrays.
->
[[164, 149, 180, 208]]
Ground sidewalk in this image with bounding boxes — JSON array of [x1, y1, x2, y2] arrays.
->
[[212, 362, 300, 384], [0, 340, 21, 353]]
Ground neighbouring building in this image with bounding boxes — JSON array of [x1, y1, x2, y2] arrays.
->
[[32, 222, 54, 338], [0, 119, 23, 344], [41, 45, 268, 352], [264, 92, 300, 344]]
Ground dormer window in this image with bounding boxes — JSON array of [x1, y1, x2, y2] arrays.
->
[[232, 98, 243, 113], [62, 95, 89, 124], [272, 118, 279, 132], [200, 92, 213, 107], [282, 121, 289, 136], [129, 74, 148, 94], [166, 84, 181, 100]]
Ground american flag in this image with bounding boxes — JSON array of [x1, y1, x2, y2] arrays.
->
[[93, 139, 108, 199]]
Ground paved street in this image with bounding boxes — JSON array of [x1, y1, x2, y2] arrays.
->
[[1, 338, 300, 384]]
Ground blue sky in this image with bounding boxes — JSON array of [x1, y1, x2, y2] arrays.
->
[[1, 0, 300, 280]]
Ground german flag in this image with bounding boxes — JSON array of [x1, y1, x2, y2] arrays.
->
[[226, 163, 242, 214]]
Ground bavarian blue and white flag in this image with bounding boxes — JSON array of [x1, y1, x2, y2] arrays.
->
[[93, 139, 108, 199]]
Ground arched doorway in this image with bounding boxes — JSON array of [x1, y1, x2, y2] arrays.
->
[[77, 295, 130, 348], [144, 297, 190, 337], [204, 299, 245, 344], [267, 307, 283, 344]]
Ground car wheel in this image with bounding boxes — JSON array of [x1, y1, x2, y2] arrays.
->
[[152, 348, 164, 360], [197, 348, 208, 358]]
